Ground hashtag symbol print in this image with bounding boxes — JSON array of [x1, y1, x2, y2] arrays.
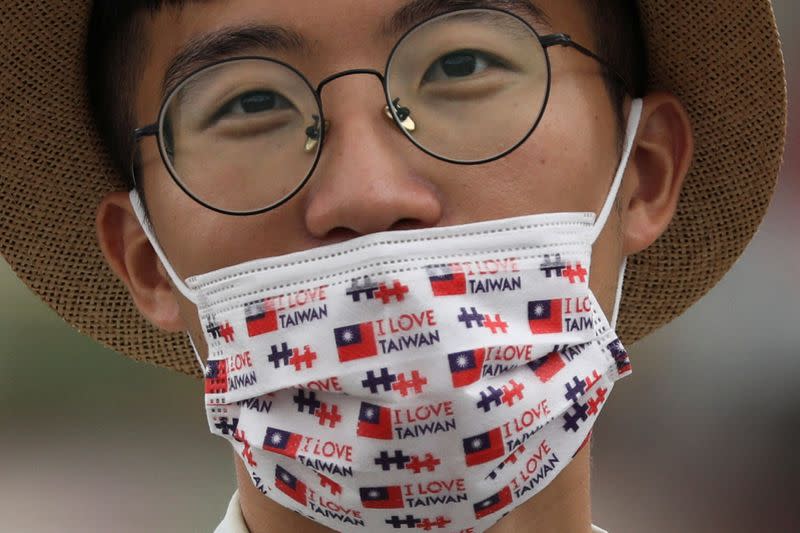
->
[[587, 387, 608, 416], [406, 453, 440, 474], [268, 342, 293, 369], [318, 473, 342, 496], [458, 307, 485, 329], [293, 389, 322, 414], [385, 515, 420, 529], [502, 379, 525, 406], [219, 322, 235, 343], [392, 371, 428, 397], [487, 444, 526, 480], [483, 314, 509, 334], [346, 276, 380, 302], [315, 403, 342, 428], [374, 450, 412, 471], [289, 346, 317, 371], [418, 517, 452, 531], [476, 386, 504, 412], [584, 370, 602, 390], [563, 262, 588, 284], [374, 280, 410, 304], [564, 376, 587, 403], [563, 402, 589, 432], [540, 254, 566, 279], [214, 417, 239, 436], [362, 368, 398, 393], [233, 429, 258, 467]]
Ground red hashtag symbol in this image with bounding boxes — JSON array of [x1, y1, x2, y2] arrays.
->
[[315, 403, 342, 428], [433, 517, 451, 529], [289, 346, 317, 371], [483, 314, 509, 334], [584, 370, 602, 390], [502, 379, 525, 406], [564, 262, 588, 284], [318, 473, 342, 496], [374, 280, 410, 304], [233, 429, 257, 467], [219, 322, 235, 343], [407, 453, 440, 474], [587, 387, 608, 416], [392, 370, 428, 397]]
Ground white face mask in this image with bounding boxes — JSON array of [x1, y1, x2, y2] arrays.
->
[[131, 100, 642, 533]]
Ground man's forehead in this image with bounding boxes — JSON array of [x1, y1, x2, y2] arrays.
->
[[151, 0, 556, 91]]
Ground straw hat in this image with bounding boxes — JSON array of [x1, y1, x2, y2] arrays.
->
[[0, 1, 787, 377]]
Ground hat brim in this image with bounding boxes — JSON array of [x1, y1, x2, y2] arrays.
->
[[0, 0, 788, 377]]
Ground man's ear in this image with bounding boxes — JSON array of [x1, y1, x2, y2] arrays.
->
[[96, 191, 186, 332], [621, 92, 694, 256]]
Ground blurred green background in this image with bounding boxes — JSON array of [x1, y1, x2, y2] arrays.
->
[[2, 4, 798, 532]]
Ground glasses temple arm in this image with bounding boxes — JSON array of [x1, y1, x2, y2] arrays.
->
[[540, 33, 633, 95]]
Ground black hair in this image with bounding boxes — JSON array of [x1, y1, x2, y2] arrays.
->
[[581, 1, 649, 138], [87, 1, 648, 189]]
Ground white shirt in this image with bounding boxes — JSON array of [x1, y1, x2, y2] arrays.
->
[[215, 491, 610, 533]]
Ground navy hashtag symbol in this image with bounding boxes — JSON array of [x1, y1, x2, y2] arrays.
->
[[293, 389, 322, 414], [374, 450, 411, 471], [214, 417, 239, 436], [268, 342, 293, 369], [346, 276, 380, 302], [476, 386, 504, 412], [458, 307, 485, 329], [540, 254, 566, 279], [564, 376, 587, 403], [362, 368, 398, 393], [563, 402, 589, 432], [385, 515, 420, 529]]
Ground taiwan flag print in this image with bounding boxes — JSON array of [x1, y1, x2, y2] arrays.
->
[[463, 427, 505, 466], [275, 465, 307, 506], [263, 427, 302, 458], [528, 351, 566, 383], [204, 359, 228, 394], [427, 264, 467, 296], [357, 402, 393, 440], [245, 299, 279, 337], [334, 322, 378, 362], [473, 486, 513, 519], [528, 299, 563, 334], [359, 485, 405, 509], [448, 349, 486, 388]]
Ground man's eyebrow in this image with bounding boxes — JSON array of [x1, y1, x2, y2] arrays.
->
[[384, 0, 551, 37], [163, 24, 309, 96]]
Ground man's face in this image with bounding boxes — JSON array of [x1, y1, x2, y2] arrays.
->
[[132, 0, 628, 340]]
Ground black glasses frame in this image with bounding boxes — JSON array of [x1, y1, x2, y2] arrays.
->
[[133, 7, 630, 216]]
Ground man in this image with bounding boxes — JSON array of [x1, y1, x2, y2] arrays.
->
[[0, 1, 786, 532]]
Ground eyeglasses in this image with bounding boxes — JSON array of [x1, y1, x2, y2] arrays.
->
[[133, 8, 628, 216]]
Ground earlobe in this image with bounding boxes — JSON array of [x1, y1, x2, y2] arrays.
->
[[96, 191, 186, 332], [621, 92, 694, 256]]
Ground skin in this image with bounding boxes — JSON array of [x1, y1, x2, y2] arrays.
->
[[96, 1, 694, 531]]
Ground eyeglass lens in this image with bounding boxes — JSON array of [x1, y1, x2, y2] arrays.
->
[[159, 9, 549, 214]]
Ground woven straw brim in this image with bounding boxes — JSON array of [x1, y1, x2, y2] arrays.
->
[[0, 1, 787, 378]]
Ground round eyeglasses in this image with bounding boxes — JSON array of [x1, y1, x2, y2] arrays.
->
[[133, 8, 628, 216]]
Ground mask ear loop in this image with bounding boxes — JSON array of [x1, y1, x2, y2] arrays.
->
[[129, 191, 208, 375], [588, 99, 643, 328], [129, 190, 199, 305]]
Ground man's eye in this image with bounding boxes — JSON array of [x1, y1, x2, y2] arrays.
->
[[217, 90, 293, 118], [422, 50, 500, 83]]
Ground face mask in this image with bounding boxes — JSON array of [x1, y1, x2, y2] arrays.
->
[[131, 99, 642, 533]]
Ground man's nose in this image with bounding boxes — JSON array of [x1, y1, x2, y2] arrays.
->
[[303, 73, 443, 238]]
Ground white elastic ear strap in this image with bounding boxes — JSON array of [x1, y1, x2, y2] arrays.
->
[[590, 99, 642, 328], [588, 99, 643, 244], [129, 190, 199, 305]]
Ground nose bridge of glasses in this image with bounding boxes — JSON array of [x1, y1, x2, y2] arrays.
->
[[315, 68, 387, 96]]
